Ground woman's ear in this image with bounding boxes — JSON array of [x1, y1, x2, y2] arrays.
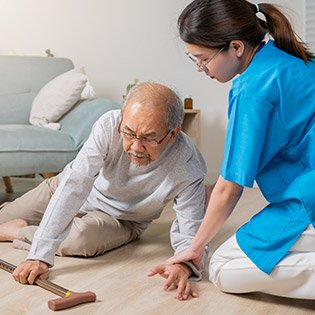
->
[[230, 40, 245, 58]]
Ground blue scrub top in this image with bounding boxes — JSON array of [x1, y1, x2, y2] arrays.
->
[[220, 40, 315, 274]]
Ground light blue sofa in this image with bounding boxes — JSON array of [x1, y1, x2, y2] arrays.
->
[[0, 55, 120, 192]]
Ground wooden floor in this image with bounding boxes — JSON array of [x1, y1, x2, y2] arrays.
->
[[0, 178, 314, 315]]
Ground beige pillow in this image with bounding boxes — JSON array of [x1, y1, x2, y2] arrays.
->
[[29, 68, 88, 130]]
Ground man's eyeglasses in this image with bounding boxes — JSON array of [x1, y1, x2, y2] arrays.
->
[[118, 121, 171, 147], [186, 46, 225, 72]]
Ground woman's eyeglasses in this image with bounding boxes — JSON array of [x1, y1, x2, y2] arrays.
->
[[186, 46, 225, 72]]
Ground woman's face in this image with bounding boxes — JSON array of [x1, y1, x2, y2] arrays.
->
[[185, 42, 247, 83]]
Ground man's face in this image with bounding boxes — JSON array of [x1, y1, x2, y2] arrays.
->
[[120, 101, 177, 167]]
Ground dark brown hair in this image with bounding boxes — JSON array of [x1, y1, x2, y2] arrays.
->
[[178, 0, 314, 62]]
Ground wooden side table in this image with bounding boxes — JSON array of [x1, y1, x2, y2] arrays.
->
[[182, 109, 200, 148]]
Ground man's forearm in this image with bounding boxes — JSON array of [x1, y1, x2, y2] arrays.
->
[[27, 167, 96, 266], [178, 263, 193, 277], [181, 261, 203, 281]]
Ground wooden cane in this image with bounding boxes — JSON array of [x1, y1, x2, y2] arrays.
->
[[0, 258, 96, 311]]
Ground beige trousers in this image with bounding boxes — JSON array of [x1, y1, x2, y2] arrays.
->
[[0, 176, 139, 257], [209, 225, 315, 299]]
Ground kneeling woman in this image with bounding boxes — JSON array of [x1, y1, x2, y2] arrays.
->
[[168, 0, 315, 299]]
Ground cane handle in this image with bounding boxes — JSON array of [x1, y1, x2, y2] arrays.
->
[[48, 291, 96, 311]]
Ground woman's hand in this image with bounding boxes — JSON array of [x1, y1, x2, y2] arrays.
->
[[12, 259, 49, 284], [167, 178, 242, 269], [166, 246, 204, 270]]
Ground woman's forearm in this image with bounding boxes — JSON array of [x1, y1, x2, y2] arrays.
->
[[191, 177, 243, 252]]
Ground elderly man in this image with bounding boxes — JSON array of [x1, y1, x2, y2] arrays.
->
[[0, 82, 207, 300]]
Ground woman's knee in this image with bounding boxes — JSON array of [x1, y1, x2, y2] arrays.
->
[[208, 251, 229, 291], [209, 247, 264, 294], [208, 236, 245, 292]]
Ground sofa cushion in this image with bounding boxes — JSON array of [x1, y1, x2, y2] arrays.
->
[[29, 68, 88, 130], [0, 56, 74, 124], [0, 125, 76, 152]]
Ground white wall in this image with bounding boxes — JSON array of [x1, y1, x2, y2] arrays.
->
[[0, 0, 306, 182]]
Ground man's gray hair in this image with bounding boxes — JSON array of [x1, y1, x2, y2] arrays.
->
[[122, 82, 184, 130]]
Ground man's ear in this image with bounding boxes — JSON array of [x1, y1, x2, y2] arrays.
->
[[229, 40, 245, 58], [168, 127, 181, 143]]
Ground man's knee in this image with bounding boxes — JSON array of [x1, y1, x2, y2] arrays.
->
[[0, 177, 59, 225], [45, 175, 59, 194], [0, 202, 21, 224], [56, 218, 135, 257], [56, 221, 98, 257]]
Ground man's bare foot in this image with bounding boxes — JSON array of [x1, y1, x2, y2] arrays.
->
[[0, 219, 27, 241]]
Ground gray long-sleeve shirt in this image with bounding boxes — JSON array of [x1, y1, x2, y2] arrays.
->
[[27, 110, 207, 276]]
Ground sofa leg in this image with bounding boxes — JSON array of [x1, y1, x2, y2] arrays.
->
[[2, 176, 13, 193]]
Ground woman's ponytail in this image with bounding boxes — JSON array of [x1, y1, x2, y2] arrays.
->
[[258, 3, 314, 62]]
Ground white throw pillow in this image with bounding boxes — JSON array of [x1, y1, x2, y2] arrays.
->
[[81, 80, 96, 99], [29, 68, 89, 130]]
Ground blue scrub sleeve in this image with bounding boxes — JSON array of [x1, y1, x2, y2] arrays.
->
[[220, 94, 273, 187]]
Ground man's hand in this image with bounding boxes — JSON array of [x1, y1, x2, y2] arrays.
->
[[166, 246, 203, 270], [12, 259, 49, 284], [148, 263, 197, 300]]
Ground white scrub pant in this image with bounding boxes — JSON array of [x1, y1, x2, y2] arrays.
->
[[209, 224, 315, 299]]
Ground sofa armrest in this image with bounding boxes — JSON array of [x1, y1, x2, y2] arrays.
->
[[59, 98, 121, 148]]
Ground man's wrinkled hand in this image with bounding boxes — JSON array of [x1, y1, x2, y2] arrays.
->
[[12, 259, 49, 284], [148, 263, 198, 300]]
